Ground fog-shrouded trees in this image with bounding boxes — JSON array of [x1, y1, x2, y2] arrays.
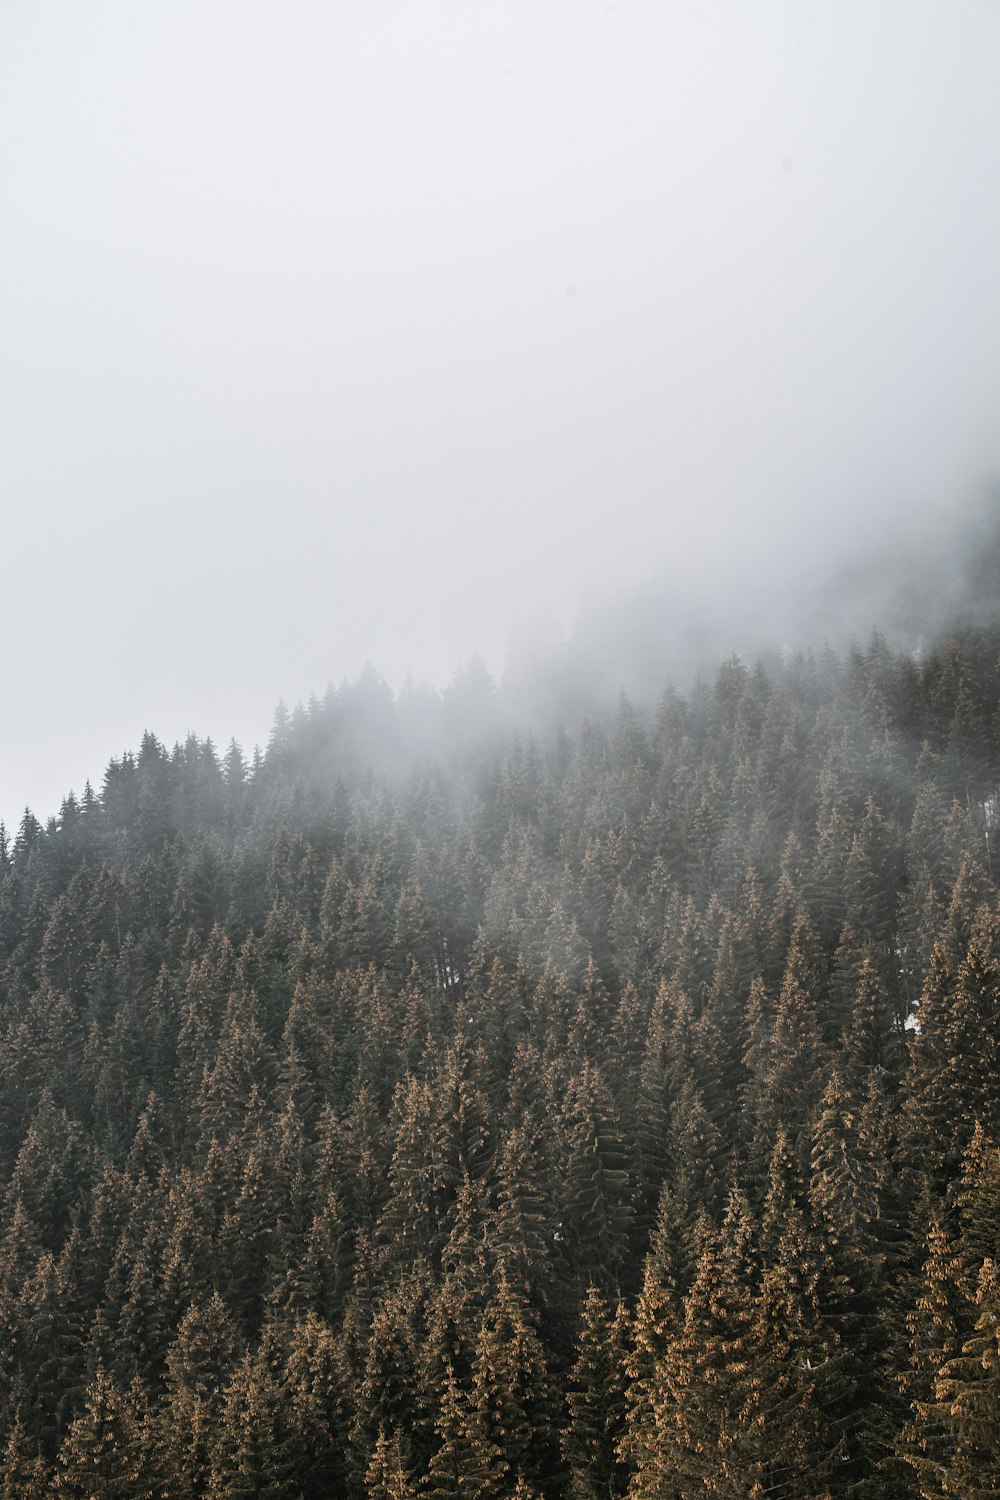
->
[[2, 621, 1000, 1495]]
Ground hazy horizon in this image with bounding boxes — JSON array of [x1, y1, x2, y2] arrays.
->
[[3, 1, 1000, 828]]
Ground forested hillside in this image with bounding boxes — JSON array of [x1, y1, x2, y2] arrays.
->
[[3, 616, 1000, 1497]]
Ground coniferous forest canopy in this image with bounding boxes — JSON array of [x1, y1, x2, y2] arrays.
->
[[5, 521, 1000, 1497]]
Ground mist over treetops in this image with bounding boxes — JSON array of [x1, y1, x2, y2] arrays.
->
[[3, 505, 1000, 1494]]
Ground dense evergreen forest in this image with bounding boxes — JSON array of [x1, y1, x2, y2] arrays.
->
[[3, 595, 1000, 1496]]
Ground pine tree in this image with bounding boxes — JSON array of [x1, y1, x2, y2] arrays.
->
[[0, 1408, 51, 1500], [349, 1274, 429, 1486], [280, 1310, 351, 1498], [955, 1124, 1000, 1275], [563, 1285, 630, 1500], [422, 1360, 505, 1500], [469, 1270, 557, 1494], [3, 1090, 93, 1254], [54, 1366, 149, 1499], [490, 1119, 557, 1307], [905, 899, 1000, 1175], [931, 1257, 1000, 1495], [897, 1222, 971, 1499], [621, 1180, 687, 1489], [553, 1060, 634, 1299], [365, 1425, 419, 1500], [204, 1345, 301, 1500], [154, 1291, 242, 1497], [754, 913, 830, 1162], [638, 1190, 757, 1497]]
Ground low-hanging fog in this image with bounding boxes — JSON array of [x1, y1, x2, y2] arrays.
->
[[2, 0, 1000, 830]]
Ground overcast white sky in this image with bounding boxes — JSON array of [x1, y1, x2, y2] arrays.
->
[[2, 0, 1000, 827]]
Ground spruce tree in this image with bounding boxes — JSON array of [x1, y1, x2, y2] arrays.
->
[[563, 1285, 630, 1500], [365, 1426, 419, 1500], [0, 1408, 51, 1500], [54, 1366, 149, 1499], [897, 1221, 970, 1499]]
